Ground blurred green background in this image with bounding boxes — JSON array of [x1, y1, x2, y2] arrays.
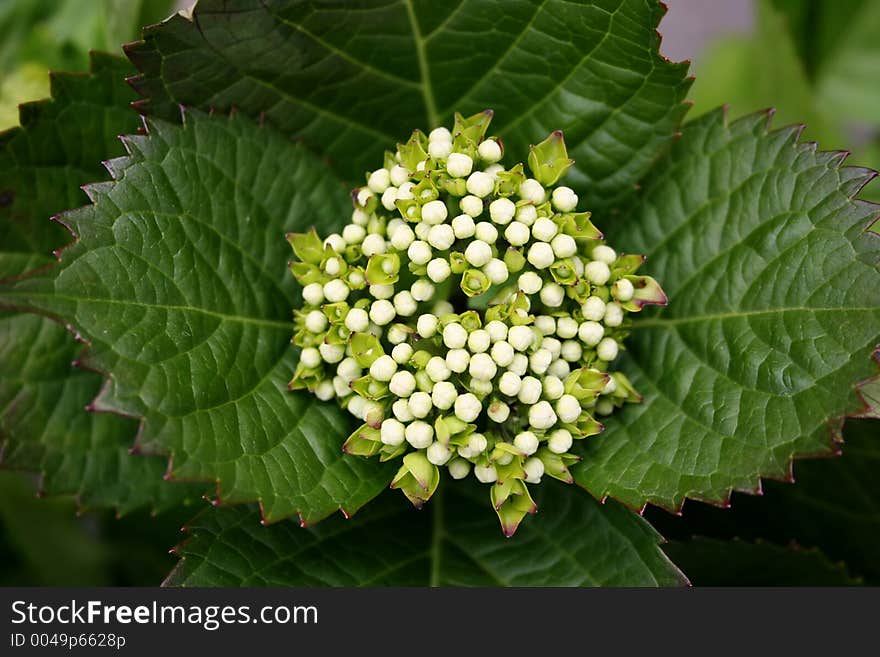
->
[[0, 0, 877, 585]]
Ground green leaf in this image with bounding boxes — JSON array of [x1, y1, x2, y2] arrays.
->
[[664, 537, 860, 586], [1, 109, 396, 524], [572, 109, 880, 511], [165, 482, 686, 587], [647, 419, 880, 584], [124, 0, 691, 211], [0, 52, 199, 513]]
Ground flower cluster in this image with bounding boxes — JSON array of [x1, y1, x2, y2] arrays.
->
[[288, 111, 666, 535]]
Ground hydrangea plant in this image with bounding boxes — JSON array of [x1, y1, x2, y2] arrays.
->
[[1, 0, 878, 586]]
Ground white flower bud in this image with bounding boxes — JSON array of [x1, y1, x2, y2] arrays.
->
[[529, 348, 553, 375], [541, 337, 562, 358], [490, 340, 514, 367], [466, 171, 495, 198], [548, 358, 570, 379], [539, 282, 564, 307], [556, 394, 581, 424], [302, 282, 324, 306], [524, 457, 545, 484], [488, 198, 516, 225], [584, 260, 611, 285], [454, 393, 482, 422], [389, 164, 409, 186], [532, 217, 558, 242], [324, 233, 346, 252], [443, 322, 468, 349], [324, 257, 342, 276], [612, 278, 635, 302], [534, 315, 555, 335], [344, 308, 369, 333], [397, 182, 415, 201], [578, 321, 604, 346], [477, 139, 502, 163], [369, 354, 397, 381], [485, 320, 508, 342], [380, 187, 399, 211], [551, 186, 578, 212], [514, 431, 540, 456], [427, 224, 455, 250], [391, 343, 413, 364], [337, 357, 361, 382], [466, 329, 491, 354], [572, 257, 584, 277], [603, 301, 624, 327], [428, 139, 453, 159], [301, 347, 321, 369], [448, 458, 471, 479], [426, 441, 452, 465], [548, 428, 573, 454], [408, 391, 433, 419], [390, 224, 415, 250], [498, 371, 522, 396], [315, 380, 335, 401], [475, 222, 498, 244], [323, 279, 350, 302], [561, 340, 583, 362], [369, 299, 396, 325], [407, 240, 433, 265], [393, 291, 418, 317], [367, 168, 390, 193], [319, 342, 345, 364], [504, 221, 531, 246], [508, 325, 535, 351], [429, 127, 452, 142], [518, 271, 543, 294], [542, 375, 565, 400], [596, 337, 619, 362], [529, 400, 557, 429], [422, 260, 450, 286], [431, 381, 458, 410], [422, 200, 448, 225], [380, 418, 406, 446], [516, 204, 537, 226], [468, 352, 497, 381], [603, 377, 617, 395], [405, 420, 434, 448], [596, 399, 615, 416], [446, 153, 473, 178], [426, 356, 451, 382], [333, 376, 351, 398], [416, 313, 439, 338], [361, 233, 387, 256], [347, 395, 367, 418], [304, 310, 327, 334], [527, 242, 554, 269], [591, 245, 617, 264], [415, 221, 431, 240], [411, 279, 435, 302], [388, 370, 416, 397], [451, 213, 476, 239], [487, 400, 510, 423], [484, 258, 509, 284], [343, 223, 366, 244], [519, 178, 546, 204], [392, 398, 414, 422], [484, 163, 504, 178], [581, 296, 606, 321], [352, 208, 370, 226], [508, 353, 529, 376], [370, 283, 394, 299], [464, 239, 493, 266], [555, 317, 578, 339], [460, 195, 483, 217], [551, 234, 577, 258], [446, 348, 470, 373], [474, 464, 498, 484], [517, 376, 542, 404]]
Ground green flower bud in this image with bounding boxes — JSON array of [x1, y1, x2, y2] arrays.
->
[[527, 130, 574, 186]]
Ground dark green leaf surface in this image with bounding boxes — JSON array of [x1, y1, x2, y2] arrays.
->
[[0, 52, 198, 513], [664, 537, 860, 586], [573, 109, 880, 511], [647, 419, 880, 583], [124, 0, 691, 211], [1, 110, 395, 523], [166, 481, 686, 587]]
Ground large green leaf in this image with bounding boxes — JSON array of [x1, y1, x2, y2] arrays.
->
[[124, 0, 691, 211], [1, 109, 396, 524], [0, 52, 198, 513], [647, 419, 880, 583], [572, 109, 880, 511], [663, 537, 860, 586], [165, 481, 686, 586]]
